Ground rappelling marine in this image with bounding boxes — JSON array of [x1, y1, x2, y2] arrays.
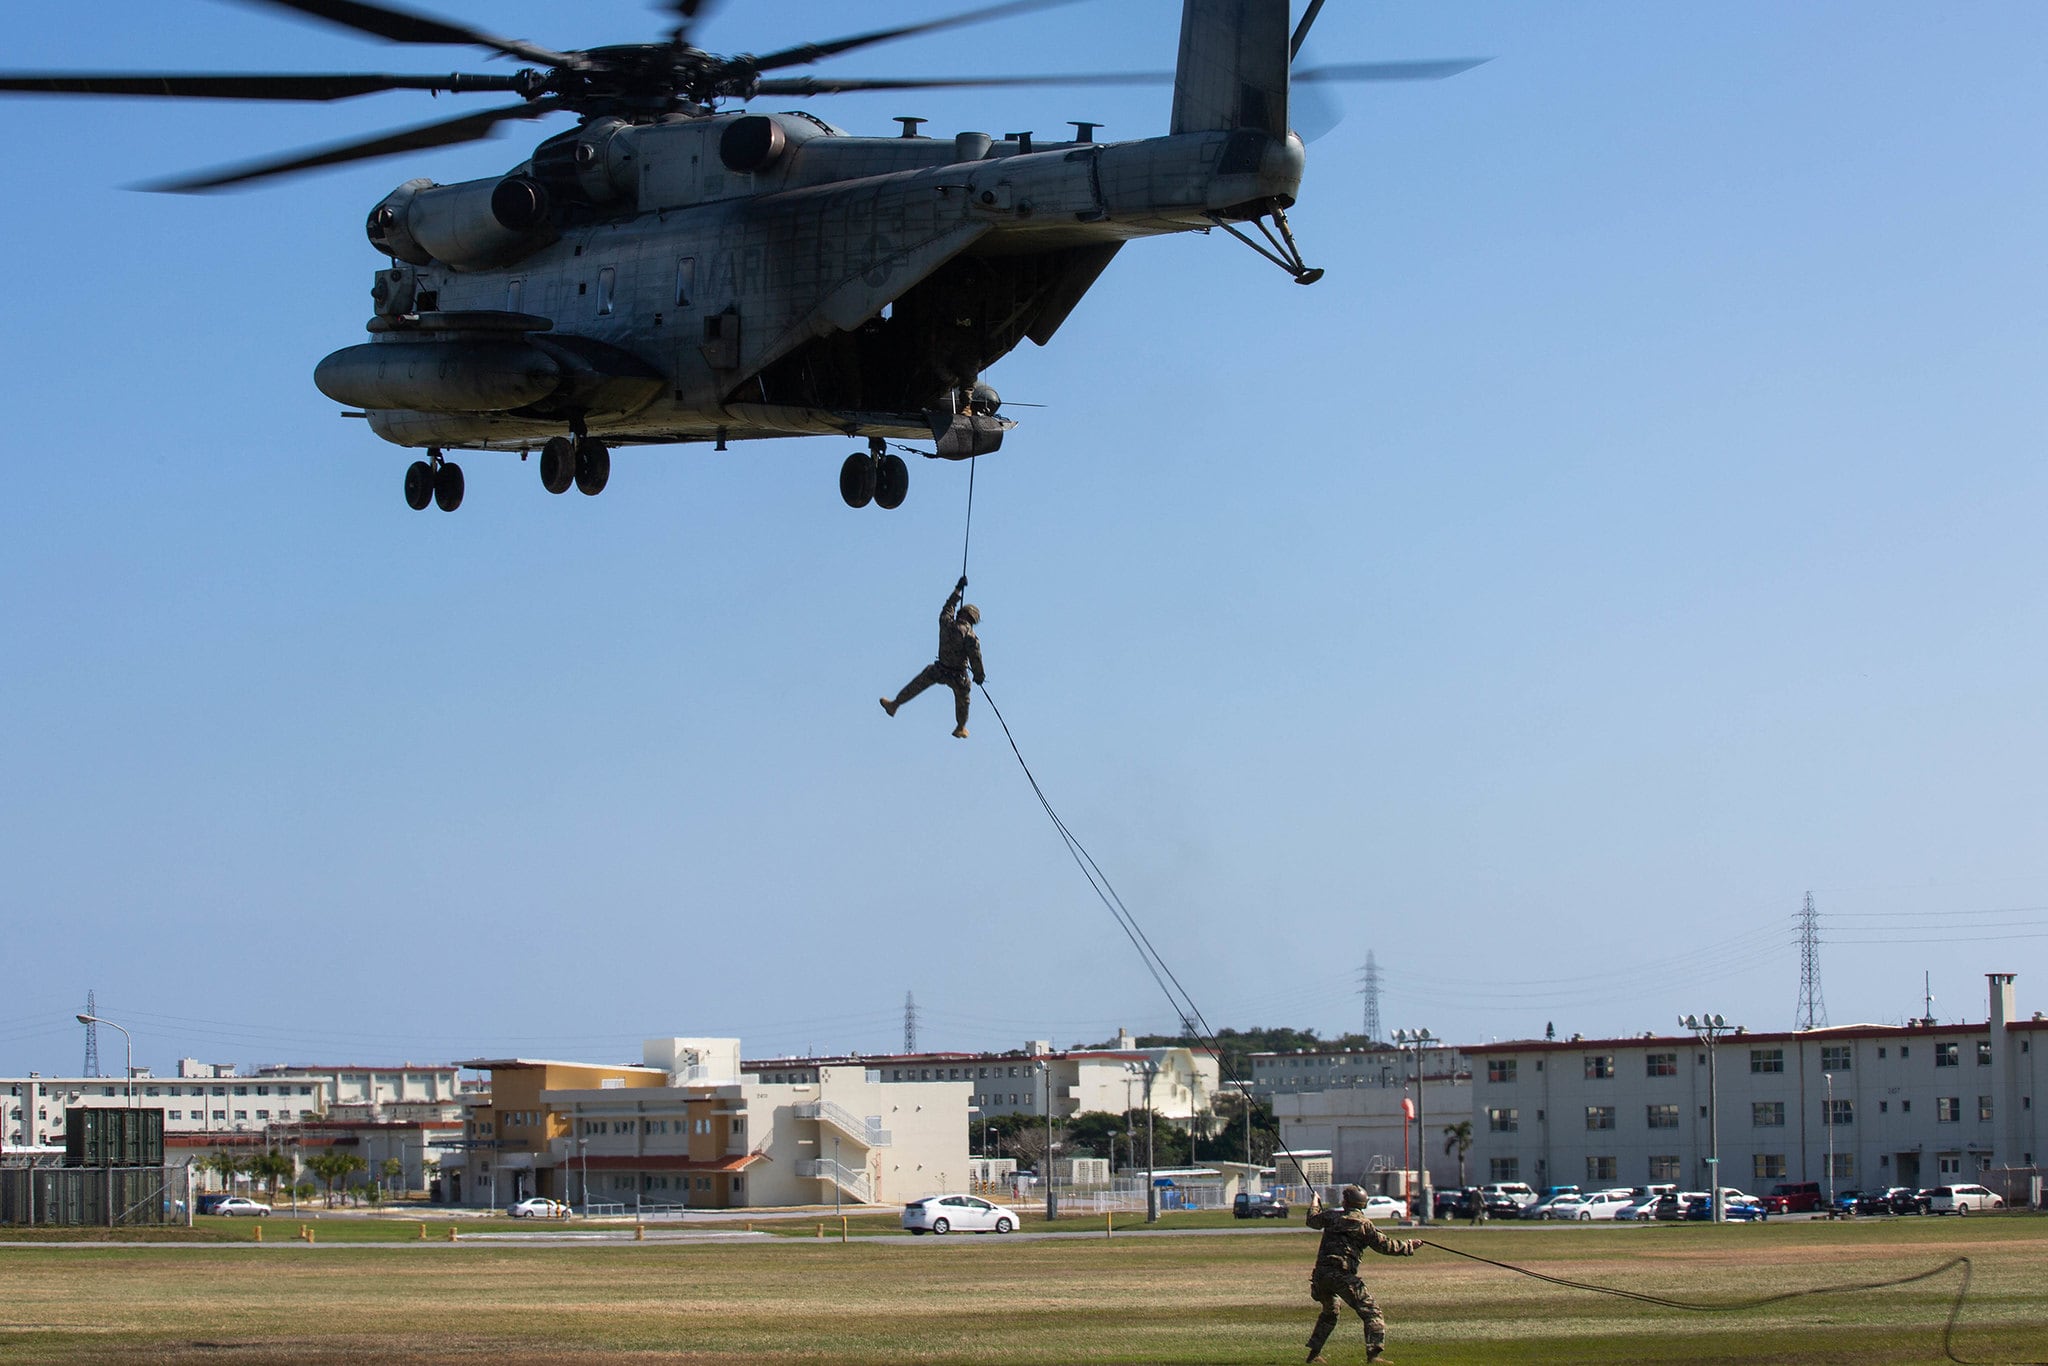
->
[[880, 576, 984, 738]]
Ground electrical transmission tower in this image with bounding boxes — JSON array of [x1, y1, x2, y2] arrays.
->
[[903, 990, 918, 1054], [1796, 892, 1828, 1030], [82, 989, 101, 1077], [1357, 952, 1383, 1045]]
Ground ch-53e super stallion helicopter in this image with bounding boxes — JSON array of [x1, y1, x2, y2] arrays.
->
[[2, 0, 1479, 514]]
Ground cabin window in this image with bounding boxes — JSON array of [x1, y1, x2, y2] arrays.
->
[[675, 257, 696, 306], [597, 267, 617, 317], [506, 278, 524, 311]]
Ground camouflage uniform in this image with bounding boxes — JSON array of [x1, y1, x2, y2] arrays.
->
[[1304, 1197, 1418, 1362], [1470, 1188, 1488, 1225], [882, 582, 985, 734]]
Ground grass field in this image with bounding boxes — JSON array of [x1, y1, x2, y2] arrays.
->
[[3, 1215, 2043, 1364]]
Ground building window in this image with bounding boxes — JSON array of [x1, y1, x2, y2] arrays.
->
[[1938, 1155, 1961, 1176], [1487, 1107, 1518, 1133], [1648, 1155, 1681, 1181], [1828, 1152, 1854, 1179], [1977, 1041, 1993, 1066], [1753, 1154, 1787, 1179], [1584, 1055, 1615, 1080], [1879, 1100, 1888, 1113], [1901, 1099, 1912, 1113], [1878, 1047, 1887, 1059], [731, 1176, 745, 1194], [1587, 1156, 1616, 1182], [168, 1110, 182, 1121], [1645, 1053, 1677, 1077], [1937, 1097, 1961, 1123], [1753, 1101, 1785, 1127], [1820, 1046, 1852, 1071], [1978, 1096, 1994, 1122], [1750, 1049, 1784, 1074], [1824, 1099, 1853, 1126], [1935, 1042, 1959, 1068], [732, 1117, 746, 1138], [1488, 1059, 1517, 1084], [1646, 1103, 1679, 1129], [1489, 1157, 1519, 1181], [1586, 1106, 1615, 1131]]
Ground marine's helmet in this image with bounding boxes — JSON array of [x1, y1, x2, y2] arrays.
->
[[960, 604, 980, 625], [1341, 1185, 1369, 1210]]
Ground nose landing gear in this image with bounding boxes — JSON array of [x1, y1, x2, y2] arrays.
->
[[840, 438, 910, 511], [404, 448, 464, 512]]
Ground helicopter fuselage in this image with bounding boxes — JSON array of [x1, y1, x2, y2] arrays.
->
[[316, 109, 1307, 458]]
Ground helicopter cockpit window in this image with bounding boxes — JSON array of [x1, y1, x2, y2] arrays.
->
[[675, 257, 696, 308], [596, 267, 617, 317]]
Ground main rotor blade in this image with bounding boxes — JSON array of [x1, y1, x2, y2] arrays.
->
[[0, 71, 527, 101], [1289, 0, 1330, 62], [1294, 59, 1490, 83], [142, 97, 560, 192], [658, 0, 723, 47], [755, 59, 1489, 97], [228, 0, 573, 67], [746, 0, 1090, 75]]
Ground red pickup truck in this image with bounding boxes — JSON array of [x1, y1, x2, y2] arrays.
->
[[1762, 1181, 1824, 1214]]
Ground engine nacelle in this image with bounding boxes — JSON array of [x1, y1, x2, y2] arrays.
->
[[366, 175, 559, 271]]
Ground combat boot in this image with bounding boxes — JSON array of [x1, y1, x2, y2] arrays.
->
[[952, 725, 969, 739], [879, 697, 898, 717], [1366, 1347, 1386, 1362]]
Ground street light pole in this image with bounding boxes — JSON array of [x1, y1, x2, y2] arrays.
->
[[1824, 1072, 1835, 1213], [1126, 1060, 1159, 1223], [76, 1013, 134, 1107], [1393, 1029, 1436, 1225], [1037, 1062, 1057, 1222], [1680, 1013, 1736, 1224]]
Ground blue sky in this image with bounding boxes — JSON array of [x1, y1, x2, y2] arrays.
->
[[3, 2, 2044, 1078]]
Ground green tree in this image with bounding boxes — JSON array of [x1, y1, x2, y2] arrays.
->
[[200, 1150, 244, 1195], [306, 1152, 369, 1207], [380, 1157, 405, 1194], [245, 1149, 294, 1201], [1443, 1120, 1474, 1188]]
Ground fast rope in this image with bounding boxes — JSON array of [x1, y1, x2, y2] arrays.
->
[[973, 685, 2039, 1365], [975, 683, 1321, 1191], [960, 455, 977, 583], [1416, 1243, 2038, 1366]]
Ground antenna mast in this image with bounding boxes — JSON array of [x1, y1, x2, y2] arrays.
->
[[1795, 892, 1828, 1030], [903, 990, 918, 1054], [1357, 951, 1383, 1045], [82, 989, 101, 1078]]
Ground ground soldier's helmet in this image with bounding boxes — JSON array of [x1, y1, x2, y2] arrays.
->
[[960, 604, 980, 625], [1341, 1185, 1369, 1210]]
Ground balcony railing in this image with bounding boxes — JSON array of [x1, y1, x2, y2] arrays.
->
[[793, 1100, 891, 1148], [796, 1157, 873, 1203]]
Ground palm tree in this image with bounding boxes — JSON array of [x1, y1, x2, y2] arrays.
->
[[201, 1150, 245, 1195], [246, 1149, 294, 1201], [380, 1157, 405, 1195], [1442, 1120, 1474, 1188]]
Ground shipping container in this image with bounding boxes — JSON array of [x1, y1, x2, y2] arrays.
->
[[63, 1107, 165, 1168]]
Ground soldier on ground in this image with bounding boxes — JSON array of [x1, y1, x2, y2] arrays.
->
[[1303, 1184, 1420, 1363], [880, 576, 985, 739], [1469, 1187, 1488, 1225]]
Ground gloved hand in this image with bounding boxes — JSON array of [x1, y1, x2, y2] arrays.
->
[[956, 575, 968, 591]]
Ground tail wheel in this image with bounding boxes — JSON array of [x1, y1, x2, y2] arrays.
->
[[433, 462, 465, 512], [874, 453, 909, 510], [574, 439, 610, 496], [839, 452, 876, 508], [403, 460, 434, 511], [540, 436, 576, 495]]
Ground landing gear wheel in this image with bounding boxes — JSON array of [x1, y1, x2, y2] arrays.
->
[[433, 461, 465, 512], [839, 451, 876, 508], [574, 438, 610, 496], [874, 453, 909, 510], [540, 436, 576, 495], [403, 460, 434, 511]]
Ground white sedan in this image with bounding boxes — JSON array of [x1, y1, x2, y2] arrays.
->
[[1573, 1190, 1639, 1220], [214, 1196, 271, 1217], [902, 1193, 1019, 1234], [508, 1197, 570, 1219], [1360, 1195, 1406, 1222]]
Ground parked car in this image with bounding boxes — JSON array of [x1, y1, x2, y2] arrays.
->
[[1480, 1181, 1540, 1212], [1615, 1194, 1665, 1222], [1573, 1190, 1639, 1220], [213, 1196, 271, 1217], [1233, 1191, 1289, 1219], [1523, 1191, 1585, 1220], [1762, 1181, 1824, 1215], [1720, 1198, 1770, 1222], [902, 1193, 1020, 1234], [1361, 1194, 1405, 1222], [1928, 1185, 2004, 1214], [1433, 1189, 1477, 1220], [508, 1197, 569, 1219], [195, 1193, 233, 1216]]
